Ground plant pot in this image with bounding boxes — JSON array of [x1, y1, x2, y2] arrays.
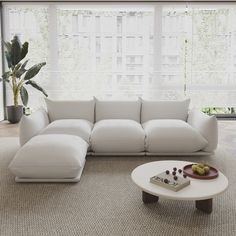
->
[[6, 105, 23, 124]]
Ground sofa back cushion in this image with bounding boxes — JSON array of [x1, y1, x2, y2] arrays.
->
[[141, 98, 190, 123], [45, 98, 95, 123], [95, 99, 141, 122]]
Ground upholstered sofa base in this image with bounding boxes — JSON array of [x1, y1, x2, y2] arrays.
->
[[15, 177, 80, 183], [14, 163, 84, 183], [88, 152, 145, 156], [87, 151, 213, 157], [146, 151, 213, 156]]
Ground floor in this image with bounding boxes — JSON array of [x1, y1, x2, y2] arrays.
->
[[1, 120, 236, 155], [0, 121, 19, 137], [0, 138, 235, 236], [217, 120, 236, 156]]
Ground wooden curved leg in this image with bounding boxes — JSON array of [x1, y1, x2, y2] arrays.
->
[[142, 191, 159, 204], [196, 198, 213, 214]]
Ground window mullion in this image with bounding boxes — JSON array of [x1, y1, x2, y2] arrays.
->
[[48, 4, 58, 92]]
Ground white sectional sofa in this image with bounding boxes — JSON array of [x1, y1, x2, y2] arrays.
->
[[8, 98, 218, 182]]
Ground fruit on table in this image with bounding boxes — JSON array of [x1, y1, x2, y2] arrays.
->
[[191, 163, 210, 175], [192, 165, 198, 172], [197, 163, 205, 168], [196, 166, 205, 175], [204, 166, 210, 173]]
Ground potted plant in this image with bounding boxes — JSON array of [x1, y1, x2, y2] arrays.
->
[[0, 35, 48, 123]]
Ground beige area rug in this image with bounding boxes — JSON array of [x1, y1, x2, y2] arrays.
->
[[0, 137, 235, 236]]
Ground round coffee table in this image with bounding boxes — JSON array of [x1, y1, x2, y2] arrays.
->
[[131, 160, 228, 213]]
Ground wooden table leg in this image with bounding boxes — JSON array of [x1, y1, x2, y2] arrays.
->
[[195, 198, 213, 214], [142, 191, 159, 204]]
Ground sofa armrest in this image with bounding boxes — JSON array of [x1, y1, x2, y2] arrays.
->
[[19, 108, 49, 146], [187, 109, 218, 152]]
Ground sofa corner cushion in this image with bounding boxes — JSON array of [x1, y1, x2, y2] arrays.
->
[[141, 98, 190, 123], [91, 119, 145, 153], [45, 98, 95, 123], [143, 119, 208, 153], [187, 109, 218, 152], [9, 134, 88, 179], [19, 108, 49, 146], [40, 119, 93, 143], [95, 99, 141, 122]]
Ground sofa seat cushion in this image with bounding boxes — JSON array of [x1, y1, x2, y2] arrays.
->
[[40, 119, 93, 143], [143, 120, 208, 153], [9, 134, 88, 179], [91, 119, 145, 153]]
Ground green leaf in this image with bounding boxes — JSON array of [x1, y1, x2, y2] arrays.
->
[[14, 63, 21, 72], [3, 41, 12, 68], [20, 86, 28, 106], [1, 71, 11, 82], [21, 60, 29, 69], [16, 60, 29, 78], [24, 62, 46, 81], [16, 68, 26, 78], [21, 42, 28, 60], [5, 51, 12, 68], [26, 80, 48, 97], [11, 35, 22, 66]]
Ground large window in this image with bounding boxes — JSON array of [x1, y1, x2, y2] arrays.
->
[[56, 5, 154, 99], [3, 3, 236, 114], [3, 4, 49, 110]]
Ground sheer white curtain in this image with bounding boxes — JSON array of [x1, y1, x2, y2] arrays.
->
[[3, 3, 236, 111], [3, 4, 49, 109], [189, 4, 236, 107], [157, 4, 236, 107], [56, 5, 154, 99]]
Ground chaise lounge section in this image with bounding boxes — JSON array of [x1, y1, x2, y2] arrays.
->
[[10, 134, 88, 182]]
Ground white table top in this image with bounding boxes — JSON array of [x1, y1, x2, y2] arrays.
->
[[131, 160, 228, 201]]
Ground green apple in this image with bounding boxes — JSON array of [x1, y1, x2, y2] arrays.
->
[[196, 167, 205, 175], [204, 166, 210, 173], [192, 164, 198, 172]]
